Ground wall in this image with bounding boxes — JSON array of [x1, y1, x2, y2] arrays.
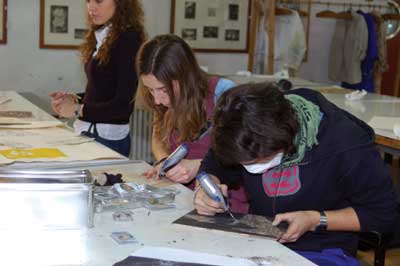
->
[[1, 0, 390, 110], [0, 0, 248, 112]]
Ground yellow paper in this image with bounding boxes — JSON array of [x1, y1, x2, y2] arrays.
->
[[0, 148, 66, 159]]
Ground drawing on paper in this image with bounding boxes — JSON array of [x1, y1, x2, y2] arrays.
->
[[0, 111, 33, 118], [0, 148, 66, 159]]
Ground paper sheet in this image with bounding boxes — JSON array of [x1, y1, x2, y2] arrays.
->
[[129, 246, 259, 266], [0, 127, 124, 164], [368, 116, 400, 131], [0, 127, 89, 148], [0, 119, 63, 129]]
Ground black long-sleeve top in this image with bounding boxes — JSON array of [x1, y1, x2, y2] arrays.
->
[[80, 30, 142, 124], [200, 88, 396, 256]]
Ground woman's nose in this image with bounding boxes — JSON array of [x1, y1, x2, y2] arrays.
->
[[87, 1, 96, 13], [153, 93, 163, 105]]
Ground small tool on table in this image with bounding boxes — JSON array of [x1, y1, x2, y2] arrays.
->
[[196, 171, 238, 222]]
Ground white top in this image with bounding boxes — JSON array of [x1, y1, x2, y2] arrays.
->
[[74, 25, 129, 140], [254, 8, 306, 74]]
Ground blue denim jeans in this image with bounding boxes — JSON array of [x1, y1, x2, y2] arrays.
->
[[94, 134, 131, 157], [296, 248, 359, 266]]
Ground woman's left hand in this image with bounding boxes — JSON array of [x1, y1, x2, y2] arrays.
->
[[165, 159, 201, 184], [50, 93, 77, 118], [272, 210, 320, 243]]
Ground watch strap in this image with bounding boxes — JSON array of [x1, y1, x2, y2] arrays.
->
[[74, 104, 81, 118], [315, 211, 328, 232]]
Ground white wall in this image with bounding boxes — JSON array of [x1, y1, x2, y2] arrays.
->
[[0, 0, 248, 112], [1, 0, 386, 110], [0, 1, 85, 111]]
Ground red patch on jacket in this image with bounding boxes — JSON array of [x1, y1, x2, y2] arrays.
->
[[262, 165, 301, 197]]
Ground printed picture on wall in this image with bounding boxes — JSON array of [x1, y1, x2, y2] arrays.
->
[[225, 29, 239, 41], [203, 26, 218, 38], [171, 0, 250, 52], [208, 7, 216, 17], [74, 28, 87, 39], [182, 28, 197, 40], [0, 0, 7, 44], [184, 1, 196, 19], [40, 0, 87, 49], [228, 4, 239, 20], [50, 5, 68, 33]]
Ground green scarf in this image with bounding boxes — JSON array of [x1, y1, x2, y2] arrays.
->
[[280, 94, 321, 168]]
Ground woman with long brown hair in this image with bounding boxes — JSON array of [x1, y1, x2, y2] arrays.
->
[[50, 0, 146, 157], [136, 34, 248, 213]]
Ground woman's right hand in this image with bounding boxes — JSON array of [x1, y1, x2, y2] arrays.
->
[[194, 181, 228, 216]]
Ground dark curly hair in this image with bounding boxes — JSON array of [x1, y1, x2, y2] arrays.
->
[[212, 82, 299, 165], [80, 0, 146, 65]]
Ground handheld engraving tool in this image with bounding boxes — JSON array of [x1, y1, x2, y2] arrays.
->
[[159, 143, 189, 178], [196, 171, 238, 222]]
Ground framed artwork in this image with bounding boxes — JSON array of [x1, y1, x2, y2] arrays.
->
[[0, 0, 7, 44], [170, 0, 251, 53], [39, 0, 87, 49]]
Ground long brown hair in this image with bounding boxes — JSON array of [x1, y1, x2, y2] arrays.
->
[[80, 0, 146, 65], [136, 34, 209, 146]]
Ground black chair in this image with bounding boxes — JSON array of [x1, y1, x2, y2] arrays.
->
[[358, 231, 390, 266]]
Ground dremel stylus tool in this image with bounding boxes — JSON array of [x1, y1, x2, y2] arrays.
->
[[196, 172, 238, 222], [159, 143, 189, 178]]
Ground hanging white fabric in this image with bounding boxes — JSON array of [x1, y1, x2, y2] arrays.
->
[[253, 3, 307, 75]]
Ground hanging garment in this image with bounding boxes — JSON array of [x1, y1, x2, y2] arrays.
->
[[253, 6, 306, 74], [253, 15, 268, 74], [371, 11, 389, 73], [329, 11, 368, 84], [342, 11, 379, 92]]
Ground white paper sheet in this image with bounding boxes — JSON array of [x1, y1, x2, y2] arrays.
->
[[368, 116, 400, 131], [0, 120, 63, 129], [130, 246, 260, 266]]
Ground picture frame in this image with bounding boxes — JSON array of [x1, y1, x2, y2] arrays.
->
[[39, 0, 87, 49], [0, 0, 7, 44], [170, 0, 251, 53]]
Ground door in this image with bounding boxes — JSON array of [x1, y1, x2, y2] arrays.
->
[[381, 0, 400, 96]]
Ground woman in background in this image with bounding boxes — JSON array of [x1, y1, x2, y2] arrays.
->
[[50, 0, 146, 157], [136, 34, 248, 213]]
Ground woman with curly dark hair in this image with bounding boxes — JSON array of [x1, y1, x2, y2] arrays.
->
[[50, 0, 146, 157]]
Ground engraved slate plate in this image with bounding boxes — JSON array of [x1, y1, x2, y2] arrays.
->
[[114, 256, 218, 266], [173, 210, 286, 239]]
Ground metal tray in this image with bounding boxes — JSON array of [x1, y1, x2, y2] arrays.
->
[[0, 169, 94, 229]]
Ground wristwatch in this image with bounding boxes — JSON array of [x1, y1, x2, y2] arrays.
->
[[74, 104, 81, 118], [315, 211, 328, 232]]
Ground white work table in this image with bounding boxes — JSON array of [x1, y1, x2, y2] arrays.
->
[[0, 91, 128, 167], [0, 161, 314, 266], [0, 91, 59, 122], [319, 88, 400, 155], [225, 75, 400, 155]]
